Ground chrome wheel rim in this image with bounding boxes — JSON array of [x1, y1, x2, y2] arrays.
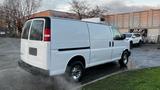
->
[[123, 54, 128, 64], [71, 65, 82, 80]]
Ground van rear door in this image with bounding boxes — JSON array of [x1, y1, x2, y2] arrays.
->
[[21, 18, 51, 70], [21, 20, 32, 64]]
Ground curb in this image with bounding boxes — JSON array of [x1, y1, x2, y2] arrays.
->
[[74, 66, 160, 90], [74, 69, 128, 90]]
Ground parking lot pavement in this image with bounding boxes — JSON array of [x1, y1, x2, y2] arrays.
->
[[0, 38, 20, 70], [130, 44, 160, 69], [0, 38, 160, 90]]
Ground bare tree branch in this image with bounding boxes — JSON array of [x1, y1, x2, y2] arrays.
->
[[1, 0, 41, 37], [69, 0, 89, 19], [69, 0, 107, 19]]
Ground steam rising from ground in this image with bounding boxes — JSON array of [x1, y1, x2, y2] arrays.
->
[[52, 76, 81, 90], [0, 38, 80, 90]]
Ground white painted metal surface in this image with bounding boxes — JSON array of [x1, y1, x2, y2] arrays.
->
[[21, 17, 130, 76]]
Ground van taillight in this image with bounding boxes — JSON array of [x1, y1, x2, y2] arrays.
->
[[44, 28, 51, 41]]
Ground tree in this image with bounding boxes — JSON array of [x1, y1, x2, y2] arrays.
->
[[87, 6, 107, 18], [69, 0, 89, 19], [69, 0, 107, 19], [1, 0, 41, 37]]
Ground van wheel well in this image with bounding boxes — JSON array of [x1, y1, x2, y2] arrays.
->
[[67, 56, 86, 68], [123, 49, 130, 57]]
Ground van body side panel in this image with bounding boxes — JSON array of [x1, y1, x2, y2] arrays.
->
[[87, 23, 112, 67], [111, 40, 128, 61], [50, 19, 90, 75], [110, 27, 129, 61]]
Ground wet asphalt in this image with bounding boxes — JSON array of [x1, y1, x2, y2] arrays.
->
[[0, 38, 160, 90]]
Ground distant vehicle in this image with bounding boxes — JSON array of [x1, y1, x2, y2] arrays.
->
[[19, 17, 131, 82], [123, 33, 143, 48], [0, 30, 6, 37]]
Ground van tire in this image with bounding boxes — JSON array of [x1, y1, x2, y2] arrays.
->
[[119, 51, 129, 67], [65, 61, 84, 82]]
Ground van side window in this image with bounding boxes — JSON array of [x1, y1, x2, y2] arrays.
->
[[22, 21, 31, 39], [30, 20, 44, 41], [112, 27, 121, 39]]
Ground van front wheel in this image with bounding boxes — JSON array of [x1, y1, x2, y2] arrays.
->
[[119, 51, 129, 67], [65, 61, 84, 82]]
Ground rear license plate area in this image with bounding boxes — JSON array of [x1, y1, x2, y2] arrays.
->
[[29, 47, 37, 56]]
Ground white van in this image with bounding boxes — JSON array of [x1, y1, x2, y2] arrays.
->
[[19, 17, 131, 82]]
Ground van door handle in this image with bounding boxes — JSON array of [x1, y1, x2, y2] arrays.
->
[[112, 41, 114, 47], [109, 41, 112, 47]]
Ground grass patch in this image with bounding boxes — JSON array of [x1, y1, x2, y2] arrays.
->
[[82, 67, 160, 90]]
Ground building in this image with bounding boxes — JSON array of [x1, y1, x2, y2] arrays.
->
[[32, 10, 79, 19], [33, 9, 160, 43], [105, 9, 160, 43]]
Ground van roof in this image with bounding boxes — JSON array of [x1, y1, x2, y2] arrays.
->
[[29, 16, 110, 26]]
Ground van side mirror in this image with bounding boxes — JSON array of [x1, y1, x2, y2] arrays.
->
[[114, 34, 126, 40], [121, 34, 126, 40]]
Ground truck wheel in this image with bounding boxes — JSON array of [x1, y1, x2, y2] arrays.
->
[[130, 41, 133, 49], [138, 40, 142, 46], [119, 51, 129, 67], [65, 61, 84, 82]]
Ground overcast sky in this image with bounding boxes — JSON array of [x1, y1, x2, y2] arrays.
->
[[38, 0, 160, 13], [1, 0, 160, 13]]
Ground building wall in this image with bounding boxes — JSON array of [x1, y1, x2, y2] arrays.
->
[[105, 9, 160, 43], [31, 9, 160, 43], [119, 29, 128, 33], [147, 29, 160, 43]]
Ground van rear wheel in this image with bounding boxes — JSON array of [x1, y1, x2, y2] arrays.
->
[[65, 61, 84, 82], [119, 51, 129, 67]]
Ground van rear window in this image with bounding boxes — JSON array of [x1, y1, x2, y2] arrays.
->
[[22, 21, 31, 39], [30, 20, 44, 41]]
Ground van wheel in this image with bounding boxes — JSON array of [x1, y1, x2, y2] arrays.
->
[[119, 51, 129, 67], [65, 61, 84, 82]]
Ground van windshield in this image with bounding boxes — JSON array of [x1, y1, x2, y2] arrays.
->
[[30, 20, 44, 41], [22, 21, 31, 39]]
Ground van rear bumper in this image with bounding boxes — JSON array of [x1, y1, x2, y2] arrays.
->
[[18, 60, 49, 76]]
